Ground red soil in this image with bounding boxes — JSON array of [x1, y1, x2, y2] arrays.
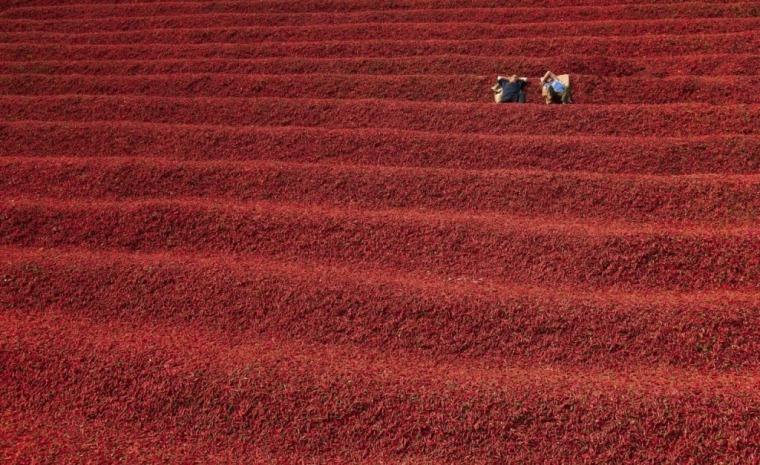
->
[[1, 0, 758, 463]]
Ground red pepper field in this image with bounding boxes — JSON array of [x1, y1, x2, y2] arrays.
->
[[1, 0, 759, 463]]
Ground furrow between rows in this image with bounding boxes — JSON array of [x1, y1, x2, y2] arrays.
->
[[3, 17, 759, 44], [1, 407, 288, 465], [2, 199, 758, 290], [2, 96, 757, 137], [0, 73, 754, 105], [4, 32, 757, 60], [4, 54, 759, 78], [3, 122, 757, 174], [4, 0, 750, 15], [3, 157, 759, 225], [2, 310, 758, 463], [3, 246, 758, 369], [5, 4, 758, 33], [3, 2, 755, 22]]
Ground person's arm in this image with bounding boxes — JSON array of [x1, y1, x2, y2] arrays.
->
[[541, 71, 558, 84]]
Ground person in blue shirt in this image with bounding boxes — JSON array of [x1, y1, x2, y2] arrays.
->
[[493, 75, 528, 103], [540, 71, 573, 104]]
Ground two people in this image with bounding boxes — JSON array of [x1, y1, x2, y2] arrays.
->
[[493, 71, 573, 104]]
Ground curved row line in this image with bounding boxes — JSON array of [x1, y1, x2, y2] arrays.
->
[[2, 95, 757, 137], [2, 405, 286, 465], [3, 121, 758, 174], [3, 199, 759, 290], [1, 73, 755, 105], [4, 156, 759, 225], [3, 17, 758, 43], [9, 154, 759, 180], [3, 247, 758, 369], [4, 0, 746, 15], [3, 2, 755, 24], [4, 32, 757, 61], [5, 6, 758, 32], [1, 15, 754, 34], [4, 54, 758, 78], [4, 309, 757, 463]]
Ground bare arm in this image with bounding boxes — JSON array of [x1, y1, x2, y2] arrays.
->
[[541, 71, 557, 84]]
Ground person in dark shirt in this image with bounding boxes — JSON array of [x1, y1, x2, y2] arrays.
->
[[492, 75, 528, 103]]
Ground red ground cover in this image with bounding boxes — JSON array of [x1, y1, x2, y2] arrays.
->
[[4, 17, 759, 42], [1, 0, 758, 463], [3, 73, 759, 104], [3, 122, 759, 173], [3, 32, 759, 61], [2, 2, 756, 22], [3, 157, 760, 224], [2, 248, 758, 369], [3, 96, 758, 136], [4, 54, 760, 77]]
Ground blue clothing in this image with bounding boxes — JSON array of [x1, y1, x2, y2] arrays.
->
[[544, 79, 565, 92], [498, 78, 527, 102]]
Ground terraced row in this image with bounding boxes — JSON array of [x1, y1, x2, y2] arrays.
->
[[4, 309, 757, 464], [1, 405, 287, 465], [0, 73, 755, 104], [4, 17, 759, 43], [2, 247, 758, 369], [4, 0, 751, 14], [3, 96, 757, 137], [2, 199, 758, 290], [4, 32, 758, 61], [3, 1, 755, 22], [4, 54, 759, 77], [3, 122, 759, 174], [3, 157, 759, 224]]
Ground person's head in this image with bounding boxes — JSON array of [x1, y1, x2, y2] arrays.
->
[[508, 74, 518, 83], [545, 76, 554, 83]]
